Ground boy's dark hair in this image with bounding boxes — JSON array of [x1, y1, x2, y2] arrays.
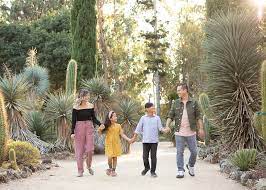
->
[[177, 83, 189, 92], [145, 102, 154, 109]]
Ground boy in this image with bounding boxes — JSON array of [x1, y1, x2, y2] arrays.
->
[[130, 102, 170, 178]]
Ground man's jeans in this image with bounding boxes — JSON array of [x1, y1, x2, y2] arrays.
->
[[175, 135, 197, 171]]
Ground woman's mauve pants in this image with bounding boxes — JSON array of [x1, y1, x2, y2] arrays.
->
[[74, 120, 94, 173]]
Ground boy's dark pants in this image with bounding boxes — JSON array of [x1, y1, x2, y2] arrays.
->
[[142, 143, 158, 173]]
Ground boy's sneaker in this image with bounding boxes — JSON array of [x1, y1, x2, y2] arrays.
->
[[176, 170, 184, 178], [141, 169, 150, 176], [186, 164, 195, 176], [151, 172, 158, 178]]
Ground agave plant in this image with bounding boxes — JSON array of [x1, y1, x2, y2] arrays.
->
[[81, 78, 112, 153], [202, 11, 265, 150], [44, 91, 74, 150], [0, 74, 50, 153], [25, 111, 50, 141], [230, 149, 257, 171], [115, 98, 141, 153]]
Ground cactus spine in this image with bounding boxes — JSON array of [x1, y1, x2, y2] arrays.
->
[[0, 91, 8, 164], [66, 59, 77, 95], [199, 93, 211, 145]]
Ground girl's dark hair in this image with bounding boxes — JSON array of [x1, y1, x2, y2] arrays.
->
[[103, 111, 115, 132]]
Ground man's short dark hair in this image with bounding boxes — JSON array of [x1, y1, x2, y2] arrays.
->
[[177, 83, 189, 92], [145, 102, 154, 109]]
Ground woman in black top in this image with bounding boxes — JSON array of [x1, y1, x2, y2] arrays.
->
[[71, 89, 104, 177]]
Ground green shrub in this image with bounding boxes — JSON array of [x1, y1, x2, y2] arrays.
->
[[230, 149, 257, 171], [7, 141, 40, 166]]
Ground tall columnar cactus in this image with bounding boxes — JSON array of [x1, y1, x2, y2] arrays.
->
[[9, 148, 18, 170], [66, 59, 77, 95], [199, 93, 211, 145], [260, 61, 266, 141], [0, 91, 8, 164]]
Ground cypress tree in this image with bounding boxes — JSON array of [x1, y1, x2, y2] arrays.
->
[[71, 0, 97, 81]]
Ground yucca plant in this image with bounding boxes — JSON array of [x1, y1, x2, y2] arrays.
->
[[202, 11, 265, 151], [115, 98, 141, 154], [44, 91, 74, 150], [25, 111, 50, 141], [230, 149, 257, 171], [81, 78, 112, 153], [0, 74, 51, 153]]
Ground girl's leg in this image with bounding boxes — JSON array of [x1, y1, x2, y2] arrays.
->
[[108, 157, 113, 169], [111, 157, 118, 176], [74, 124, 86, 175], [112, 157, 117, 171]]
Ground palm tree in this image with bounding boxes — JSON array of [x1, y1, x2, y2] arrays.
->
[[81, 78, 112, 153], [202, 11, 265, 151], [115, 98, 141, 153], [44, 91, 74, 150], [0, 73, 50, 153]]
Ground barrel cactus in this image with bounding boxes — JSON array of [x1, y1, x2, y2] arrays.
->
[[66, 59, 77, 95], [9, 148, 19, 170], [0, 91, 8, 164]]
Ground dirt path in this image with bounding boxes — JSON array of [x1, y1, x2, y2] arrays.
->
[[1, 142, 246, 190]]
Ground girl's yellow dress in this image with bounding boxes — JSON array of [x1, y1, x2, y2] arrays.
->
[[105, 123, 122, 157]]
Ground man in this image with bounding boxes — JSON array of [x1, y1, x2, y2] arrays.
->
[[130, 102, 169, 178], [166, 83, 204, 178]]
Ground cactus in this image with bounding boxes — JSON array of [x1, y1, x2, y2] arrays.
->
[[259, 61, 266, 141], [199, 93, 212, 145], [254, 113, 262, 134], [0, 91, 8, 164], [66, 59, 77, 95], [9, 148, 19, 170]]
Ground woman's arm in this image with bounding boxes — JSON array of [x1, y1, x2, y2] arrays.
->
[[71, 109, 77, 134], [91, 108, 102, 126]]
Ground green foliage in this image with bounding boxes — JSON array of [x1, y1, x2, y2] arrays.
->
[[23, 65, 50, 97], [8, 148, 19, 170], [230, 149, 257, 171], [0, 9, 71, 90], [0, 91, 8, 164], [25, 111, 50, 141], [115, 98, 142, 153], [7, 141, 40, 166], [71, 0, 97, 81], [202, 11, 265, 151], [44, 91, 74, 150], [0, 74, 29, 139], [0, 0, 71, 22], [66, 59, 77, 95]]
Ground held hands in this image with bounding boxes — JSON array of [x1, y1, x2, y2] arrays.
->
[[161, 127, 171, 134], [99, 124, 105, 130]]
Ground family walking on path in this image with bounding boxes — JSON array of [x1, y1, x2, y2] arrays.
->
[[71, 83, 205, 179]]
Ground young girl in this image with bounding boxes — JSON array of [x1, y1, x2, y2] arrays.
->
[[98, 111, 131, 177]]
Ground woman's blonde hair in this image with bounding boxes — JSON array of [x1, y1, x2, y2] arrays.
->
[[73, 89, 90, 109]]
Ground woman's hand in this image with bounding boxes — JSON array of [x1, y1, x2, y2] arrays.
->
[[71, 134, 75, 139], [99, 124, 105, 130]]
